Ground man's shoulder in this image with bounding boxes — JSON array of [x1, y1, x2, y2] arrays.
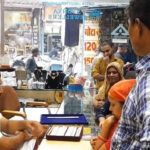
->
[[27, 57, 34, 62], [114, 52, 122, 58], [96, 57, 103, 63], [138, 72, 150, 87], [114, 56, 124, 64]]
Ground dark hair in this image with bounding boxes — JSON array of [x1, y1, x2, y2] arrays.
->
[[101, 41, 114, 48], [32, 48, 39, 54], [118, 44, 127, 48], [68, 64, 73, 68], [97, 45, 102, 52], [126, 0, 150, 29]]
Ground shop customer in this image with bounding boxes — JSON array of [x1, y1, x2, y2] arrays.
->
[[111, 0, 150, 149], [26, 48, 39, 79], [91, 79, 136, 150], [92, 41, 124, 89], [93, 62, 124, 127]]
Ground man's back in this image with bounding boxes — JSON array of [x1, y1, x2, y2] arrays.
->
[[26, 57, 37, 73]]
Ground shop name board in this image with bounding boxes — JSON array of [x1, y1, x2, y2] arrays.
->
[[43, 2, 94, 6], [89, 9, 102, 19], [65, 14, 83, 20], [33, 25, 39, 47], [45, 7, 102, 21], [85, 26, 100, 37], [111, 24, 128, 37], [112, 38, 128, 43], [84, 42, 97, 52], [84, 23, 100, 65], [84, 57, 94, 65]]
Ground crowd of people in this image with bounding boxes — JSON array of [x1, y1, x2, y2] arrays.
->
[[90, 0, 150, 149]]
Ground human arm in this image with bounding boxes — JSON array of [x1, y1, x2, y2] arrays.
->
[[99, 117, 106, 128], [90, 136, 98, 149], [94, 75, 105, 81], [93, 95, 105, 109], [0, 131, 32, 150], [98, 144, 107, 150], [94, 116, 117, 150], [26, 58, 31, 70], [1, 116, 48, 138], [137, 75, 150, 149], [92, 59, 105, 81], [26, 58, 33, 73], [95, 101, 111, 124]]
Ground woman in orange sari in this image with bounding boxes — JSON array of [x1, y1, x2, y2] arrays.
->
[[91, 79, 136, 150]]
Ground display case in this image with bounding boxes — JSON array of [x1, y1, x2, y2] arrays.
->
[[46, 125, 83, 141]]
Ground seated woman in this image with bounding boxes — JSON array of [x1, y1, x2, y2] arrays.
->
[[93, 62, 124, 127], [0, 113, 48, 150], [91, 79, 136, 150]]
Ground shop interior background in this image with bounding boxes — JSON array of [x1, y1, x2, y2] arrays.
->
[[0, 0, 130, 85]]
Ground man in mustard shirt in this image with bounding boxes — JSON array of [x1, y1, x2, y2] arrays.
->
[[92, 41, 124, 89]]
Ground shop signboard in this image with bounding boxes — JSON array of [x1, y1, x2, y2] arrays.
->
[[111, 24, 129, 43], [32, 25, 38, 47], [44, 5, 62, 21], [84, 18, 100, 65]]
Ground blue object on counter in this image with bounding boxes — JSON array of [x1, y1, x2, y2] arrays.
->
[[50, 64, 63, 71], [68, 84, 83, 92], [40, 114, 88, 125]]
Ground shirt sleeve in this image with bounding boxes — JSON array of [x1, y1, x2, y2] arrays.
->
[[105, 122, 119, 150], [26, 58, 32, 71], [137, 74, 150, 148], [116, 57, 124, 69], [0, 113, 2, 138], [96, 101, 111, 119], [92, 58, 101, 78]]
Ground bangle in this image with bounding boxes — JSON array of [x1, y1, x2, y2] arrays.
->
[[98, 135, 107, 142]]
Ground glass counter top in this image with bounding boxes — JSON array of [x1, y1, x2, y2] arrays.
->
[[19, 88, 100, 139]]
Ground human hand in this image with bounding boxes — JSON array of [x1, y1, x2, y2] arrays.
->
[[124, 62, 133, 67], [93, 95, 105, 109], [103, 56, 110, 64], [94, 136, 106, 150], [25, 121, 49, 138], [15, 130, 33, 142], [90, 136, 98, 149]]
